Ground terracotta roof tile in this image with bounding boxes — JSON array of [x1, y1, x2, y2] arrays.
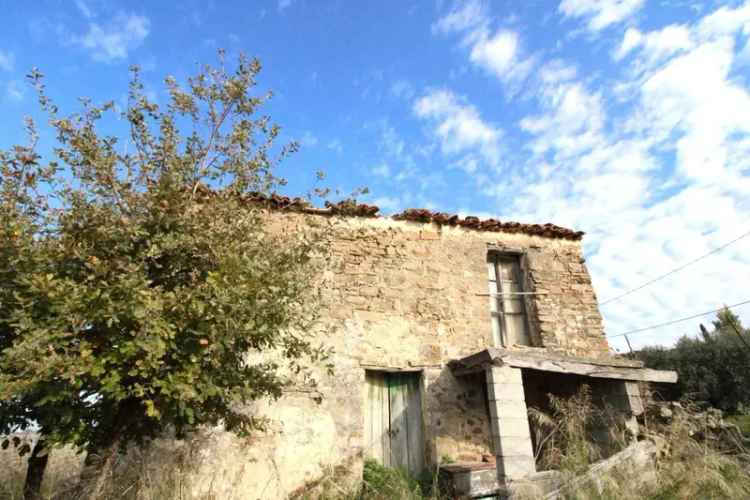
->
[[392, 208, 584, 240], [196, 186, 584, 241]]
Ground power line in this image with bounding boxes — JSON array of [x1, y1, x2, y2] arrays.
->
[[607, 299, 750, 338], [599, 228, 750, 306]]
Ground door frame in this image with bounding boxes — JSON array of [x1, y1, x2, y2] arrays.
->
[[363, 368, 426, 475]]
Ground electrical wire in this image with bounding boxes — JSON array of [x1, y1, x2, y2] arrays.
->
[[599, 228, 750, 306], [606, 299, 750, 338]]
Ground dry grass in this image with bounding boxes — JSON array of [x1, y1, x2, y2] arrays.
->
[[0, 434, 83, 500], [637, 403, 750, 500], [0, 432, 243, 500], [527, 389, 750, 500], [3, 396, 750, 500]]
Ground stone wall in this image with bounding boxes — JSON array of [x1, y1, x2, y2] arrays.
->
[[181, 212, 612, 498]]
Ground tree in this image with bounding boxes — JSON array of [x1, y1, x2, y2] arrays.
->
[[0, 52, 330, 498], [638, 308, 750, 412]]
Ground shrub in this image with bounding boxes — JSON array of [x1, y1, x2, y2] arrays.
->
[[360, 460, 423, 500]]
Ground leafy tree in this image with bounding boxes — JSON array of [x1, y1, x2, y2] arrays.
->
[[0, 52, 330, 498], [638, 308, 750, 412]]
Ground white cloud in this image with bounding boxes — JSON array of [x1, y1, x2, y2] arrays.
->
[[433, 4, 534, 91], [371, 163, 391, 178], [559, 0, 644, 32], [5, 80, 24, 102], [614, 25, 693, 63], [300, 131, 318, 147], [367, 119, 421, 184], [278, 0, 294, 12], [469, 29, 535, 87], [520, 81, 606, 158], [513, 4, 750, 350], [75, 0, 94, 19], [697, 2, 750, 40], [538, 59, 578, 84], [379, 122, 407, 159], [0, 49, 14, 72], [390, 79, 415, 100], [636, 39, 750, 182], [372, 196, 402, 212], [413, 89, 502, 166], [327, 138, 343, 154], [73, 13, 150, 62], [421, 2, 750, 350], [432, 0, 487, 35]]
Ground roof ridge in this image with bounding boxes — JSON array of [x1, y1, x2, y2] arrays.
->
[[196, 187, 585, 241]]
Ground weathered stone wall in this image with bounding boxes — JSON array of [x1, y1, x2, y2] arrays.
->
[[295, 212, 609, 360], [179, 212, 611, 498]]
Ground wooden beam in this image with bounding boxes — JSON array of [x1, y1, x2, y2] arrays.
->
[[449, 348, 677, 383], [497, 354, 677, 383], [485, 347, 645, 369], [360, 364, 429, 372]]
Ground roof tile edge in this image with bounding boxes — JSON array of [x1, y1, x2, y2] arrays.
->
[[222, 190, 583, 241]]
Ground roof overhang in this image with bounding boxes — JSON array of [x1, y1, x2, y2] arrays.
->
[[449, 347, 677, 384]]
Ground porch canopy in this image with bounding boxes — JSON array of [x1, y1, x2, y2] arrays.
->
[[446, 348, 677, 485], [448, 347, 678, 383]]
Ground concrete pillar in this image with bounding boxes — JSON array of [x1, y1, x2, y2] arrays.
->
[[485, 365, 536, 481]]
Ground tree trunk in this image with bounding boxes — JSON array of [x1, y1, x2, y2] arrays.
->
[[76, 400, 137, 499], [88, 434, 121, 500], [23, 438, 49, 500]]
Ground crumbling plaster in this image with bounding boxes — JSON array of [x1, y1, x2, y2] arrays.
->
[[180, 212, 612, 498]]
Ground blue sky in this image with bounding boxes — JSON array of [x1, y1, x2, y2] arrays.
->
[[1, 0, 750, 352]]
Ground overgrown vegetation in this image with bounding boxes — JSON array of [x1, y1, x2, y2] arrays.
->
[[0, 431, 251, 500], [527, 387, 750, 500], [637, 309, 750, 413], [3, 392, 750, 499], [0, 52, 331, 498], [727, 414, 750, 438], [360, 460, 426, 500], [640, 408, 750, 500], [528, 385, 615, 474]]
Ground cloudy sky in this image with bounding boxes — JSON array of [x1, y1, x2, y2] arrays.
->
[[1, 0, 749, 352]]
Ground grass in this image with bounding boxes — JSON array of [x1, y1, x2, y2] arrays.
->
[[293, 460, 446, 500], [531, 392, 750, 500], [360, 460, 425, 500], [727, 414, 750, 438], [0, 436, 82, 500], [0, 432, 244, 500], [3, 397, 750, 500]]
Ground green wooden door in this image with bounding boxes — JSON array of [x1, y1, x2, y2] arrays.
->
[[364, 371, 424, 475]]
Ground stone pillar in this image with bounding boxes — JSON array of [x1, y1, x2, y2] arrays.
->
[[485, 365, 536, 481], [607, 380, 644, 436], [623, 381, 644, 416]]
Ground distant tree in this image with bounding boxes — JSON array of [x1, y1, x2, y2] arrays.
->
[[0, 52, 330, 499], [637, 308, 750, 412]]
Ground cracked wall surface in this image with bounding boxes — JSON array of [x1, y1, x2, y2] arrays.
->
[[178, 212, 611, 498]]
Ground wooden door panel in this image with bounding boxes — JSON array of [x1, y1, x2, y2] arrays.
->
[[364, 371, 391, 466], [388, 373, 410, 470], [365, 371, 424, 475], [405, 374, 424, 474]]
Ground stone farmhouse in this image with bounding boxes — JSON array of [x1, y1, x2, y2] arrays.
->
[[190, 200, 677, 499]]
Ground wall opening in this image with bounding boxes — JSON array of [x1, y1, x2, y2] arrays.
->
[[487, 252, 532, 347], [364, 370, 425, 475], [521, 369, 634, 469]]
